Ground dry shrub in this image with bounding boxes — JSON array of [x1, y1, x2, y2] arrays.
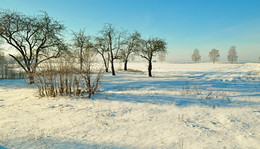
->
[[35, 53, 103, 98], [35, 58, 77, 97]]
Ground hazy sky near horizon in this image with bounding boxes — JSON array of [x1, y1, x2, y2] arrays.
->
[[1, 0, 260, 62]]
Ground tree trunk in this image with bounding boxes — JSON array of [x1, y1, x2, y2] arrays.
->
[[101, 54, 108, 72], [124, 60, 128, 71], [28, 71, 35, 84], [107, 53, 110, 72], [104, 63, 109, 73], [111, 59, 116, 76], [80, 57, 83, 70], [80, 47, 83, 70], [148, 60, 152, 77]]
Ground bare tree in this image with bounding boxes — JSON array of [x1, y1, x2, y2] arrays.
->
[[227, 46, 238, 64], [0, 10, 66, 83], [140, 37, 167, 77], [120, 31, 141, 71], [191, 48, 201, 63], [209, 49, 220, 63], [94, 36, 110, 72], [98, 23, 125, 75], [72, 28, 92, 70]]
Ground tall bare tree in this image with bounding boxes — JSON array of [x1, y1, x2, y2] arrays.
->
[[99, 23, 125, 75], [140, 37, 167, 77], [191, 48, 201, 63], [0, 10, 65, 83], [209, 49, 220, 63], [227, 46, 238, 64], [72, 29, 92, 70], [120, 31, 141, 71]]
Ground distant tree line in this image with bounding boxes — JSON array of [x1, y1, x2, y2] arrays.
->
[[191, 46, 238, 64], [92, 23, 166, 77]]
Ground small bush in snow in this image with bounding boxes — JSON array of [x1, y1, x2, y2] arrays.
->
[[180, 82, 202, 96]]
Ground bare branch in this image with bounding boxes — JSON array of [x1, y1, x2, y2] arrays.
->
[[9, 54, 27, 73]]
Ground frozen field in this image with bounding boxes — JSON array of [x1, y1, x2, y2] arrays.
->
[[0, 63, 260, 149]]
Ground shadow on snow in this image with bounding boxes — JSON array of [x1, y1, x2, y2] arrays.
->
[[96, 71, 260, 107]]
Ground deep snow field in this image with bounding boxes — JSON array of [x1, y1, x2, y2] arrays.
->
[[0, 62, 260, 149]]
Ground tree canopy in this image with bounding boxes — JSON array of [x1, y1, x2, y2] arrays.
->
[[140, 37, 167, 77], [0, 9, 66, 83], [209, 49, 220, 63]]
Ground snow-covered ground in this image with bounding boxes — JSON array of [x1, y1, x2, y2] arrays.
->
[[0, 63, 260, 149]]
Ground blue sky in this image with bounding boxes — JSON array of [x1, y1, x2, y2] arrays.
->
[[1, 0, 260, 62]]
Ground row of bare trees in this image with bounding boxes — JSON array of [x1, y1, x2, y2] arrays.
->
[[191, 46, 238, 63], [74, 24, 167, 77], [0, 9, 167, 86]]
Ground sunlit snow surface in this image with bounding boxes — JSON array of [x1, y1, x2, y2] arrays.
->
[[0, 63, 260, 148]]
